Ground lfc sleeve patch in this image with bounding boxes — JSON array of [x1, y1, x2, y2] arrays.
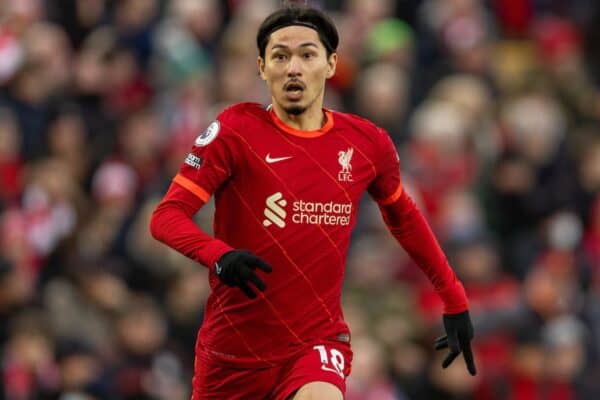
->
[[195, 121, 220, 146], [184, 153, 202, 169]]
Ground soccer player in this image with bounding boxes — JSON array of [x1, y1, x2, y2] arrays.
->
[[150, 4, 476, 400]]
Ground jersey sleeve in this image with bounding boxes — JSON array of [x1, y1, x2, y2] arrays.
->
[[367, 128, 403, 205], [173, 117, 237, 202], [379, 191, 469, 314], [149, 182, 234, 268]]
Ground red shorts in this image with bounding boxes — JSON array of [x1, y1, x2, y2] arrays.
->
[[191, 337, 353, 400]]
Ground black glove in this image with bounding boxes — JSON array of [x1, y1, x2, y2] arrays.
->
[[434, 310, 476, 376], [215, 250, 272, 298]]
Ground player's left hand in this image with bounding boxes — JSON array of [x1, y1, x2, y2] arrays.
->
[[434, 310, 476, 376], [214, 250, 272, 298]]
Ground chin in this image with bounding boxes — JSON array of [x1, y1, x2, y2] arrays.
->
[[284, 105, 306, 115]]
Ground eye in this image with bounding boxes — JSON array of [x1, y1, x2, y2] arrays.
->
[[303, 52, 315, 59], [273, 53, 288, 61]]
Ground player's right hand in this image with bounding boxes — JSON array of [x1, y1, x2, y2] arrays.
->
[[214, 250, 273, 298]]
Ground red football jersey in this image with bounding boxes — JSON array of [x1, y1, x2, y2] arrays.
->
[[173, 103, 403, 367]]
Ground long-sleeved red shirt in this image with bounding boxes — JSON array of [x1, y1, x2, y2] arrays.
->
[[150, 103, 468, 367]]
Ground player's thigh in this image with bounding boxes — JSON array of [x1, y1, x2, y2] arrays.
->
[[288, 381, 343, 400]]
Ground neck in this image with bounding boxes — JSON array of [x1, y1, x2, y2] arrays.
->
[[271, 99, 325, 131]]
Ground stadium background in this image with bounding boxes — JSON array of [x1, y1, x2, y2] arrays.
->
[[1, 0, 600, 398]]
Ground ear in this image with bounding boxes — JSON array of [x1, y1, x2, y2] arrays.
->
[[326, 53, 337, 79], [257, 57, 266, 80]]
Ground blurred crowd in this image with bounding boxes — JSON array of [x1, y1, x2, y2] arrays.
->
[[1, 0, 600, 399]]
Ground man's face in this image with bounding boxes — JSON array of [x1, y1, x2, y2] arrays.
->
[[258, 25, 336, 115]]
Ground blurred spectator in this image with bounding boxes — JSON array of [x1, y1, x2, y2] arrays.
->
[[164, 266, 210, 364], [483, 92, 575, 276], [346, 336, 401, 400], [111, 295, 188, 400], [103, 46, 154, 117], [406, 98, 476, 221], [77, 160, 138, 263], [0, 107, 23, 206], [364, 18, 414, 68], [429, 74, 498, 160], [51, 339, 109, 398], [353, 62, 409, 140], [0, 208, 38, 297], [112, 0, 160, 69], [114, 109, 163, 190], [21, 158, 80, 263], [22, 22, 72, 97], [47, 0, 109, 50], [0, 309, 59, 399], [44, 104, 91, 184]]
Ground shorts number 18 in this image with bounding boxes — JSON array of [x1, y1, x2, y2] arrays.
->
[[313, 345, 345, 378]]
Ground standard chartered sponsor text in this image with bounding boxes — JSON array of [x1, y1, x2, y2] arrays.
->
[[292, 200, 352, 226]]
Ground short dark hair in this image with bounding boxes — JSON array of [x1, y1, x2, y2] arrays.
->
[[256, 5, 339, 58]]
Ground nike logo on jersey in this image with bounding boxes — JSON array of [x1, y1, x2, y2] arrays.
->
[[265, 154, 293, 163]]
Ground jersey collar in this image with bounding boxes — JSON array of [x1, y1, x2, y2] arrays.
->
[[268, 106, 334, 138]]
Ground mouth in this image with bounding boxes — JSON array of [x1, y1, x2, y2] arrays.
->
[[284, 81, 305, 100]]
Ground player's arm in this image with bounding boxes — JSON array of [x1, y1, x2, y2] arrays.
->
[[149, 118, 271, 298], [377, 191, 475, 375], [368, 129, 476, 376], [149, 180, 231, 267]]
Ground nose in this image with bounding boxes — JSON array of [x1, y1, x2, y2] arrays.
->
[[287, 55, 302, 77]]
